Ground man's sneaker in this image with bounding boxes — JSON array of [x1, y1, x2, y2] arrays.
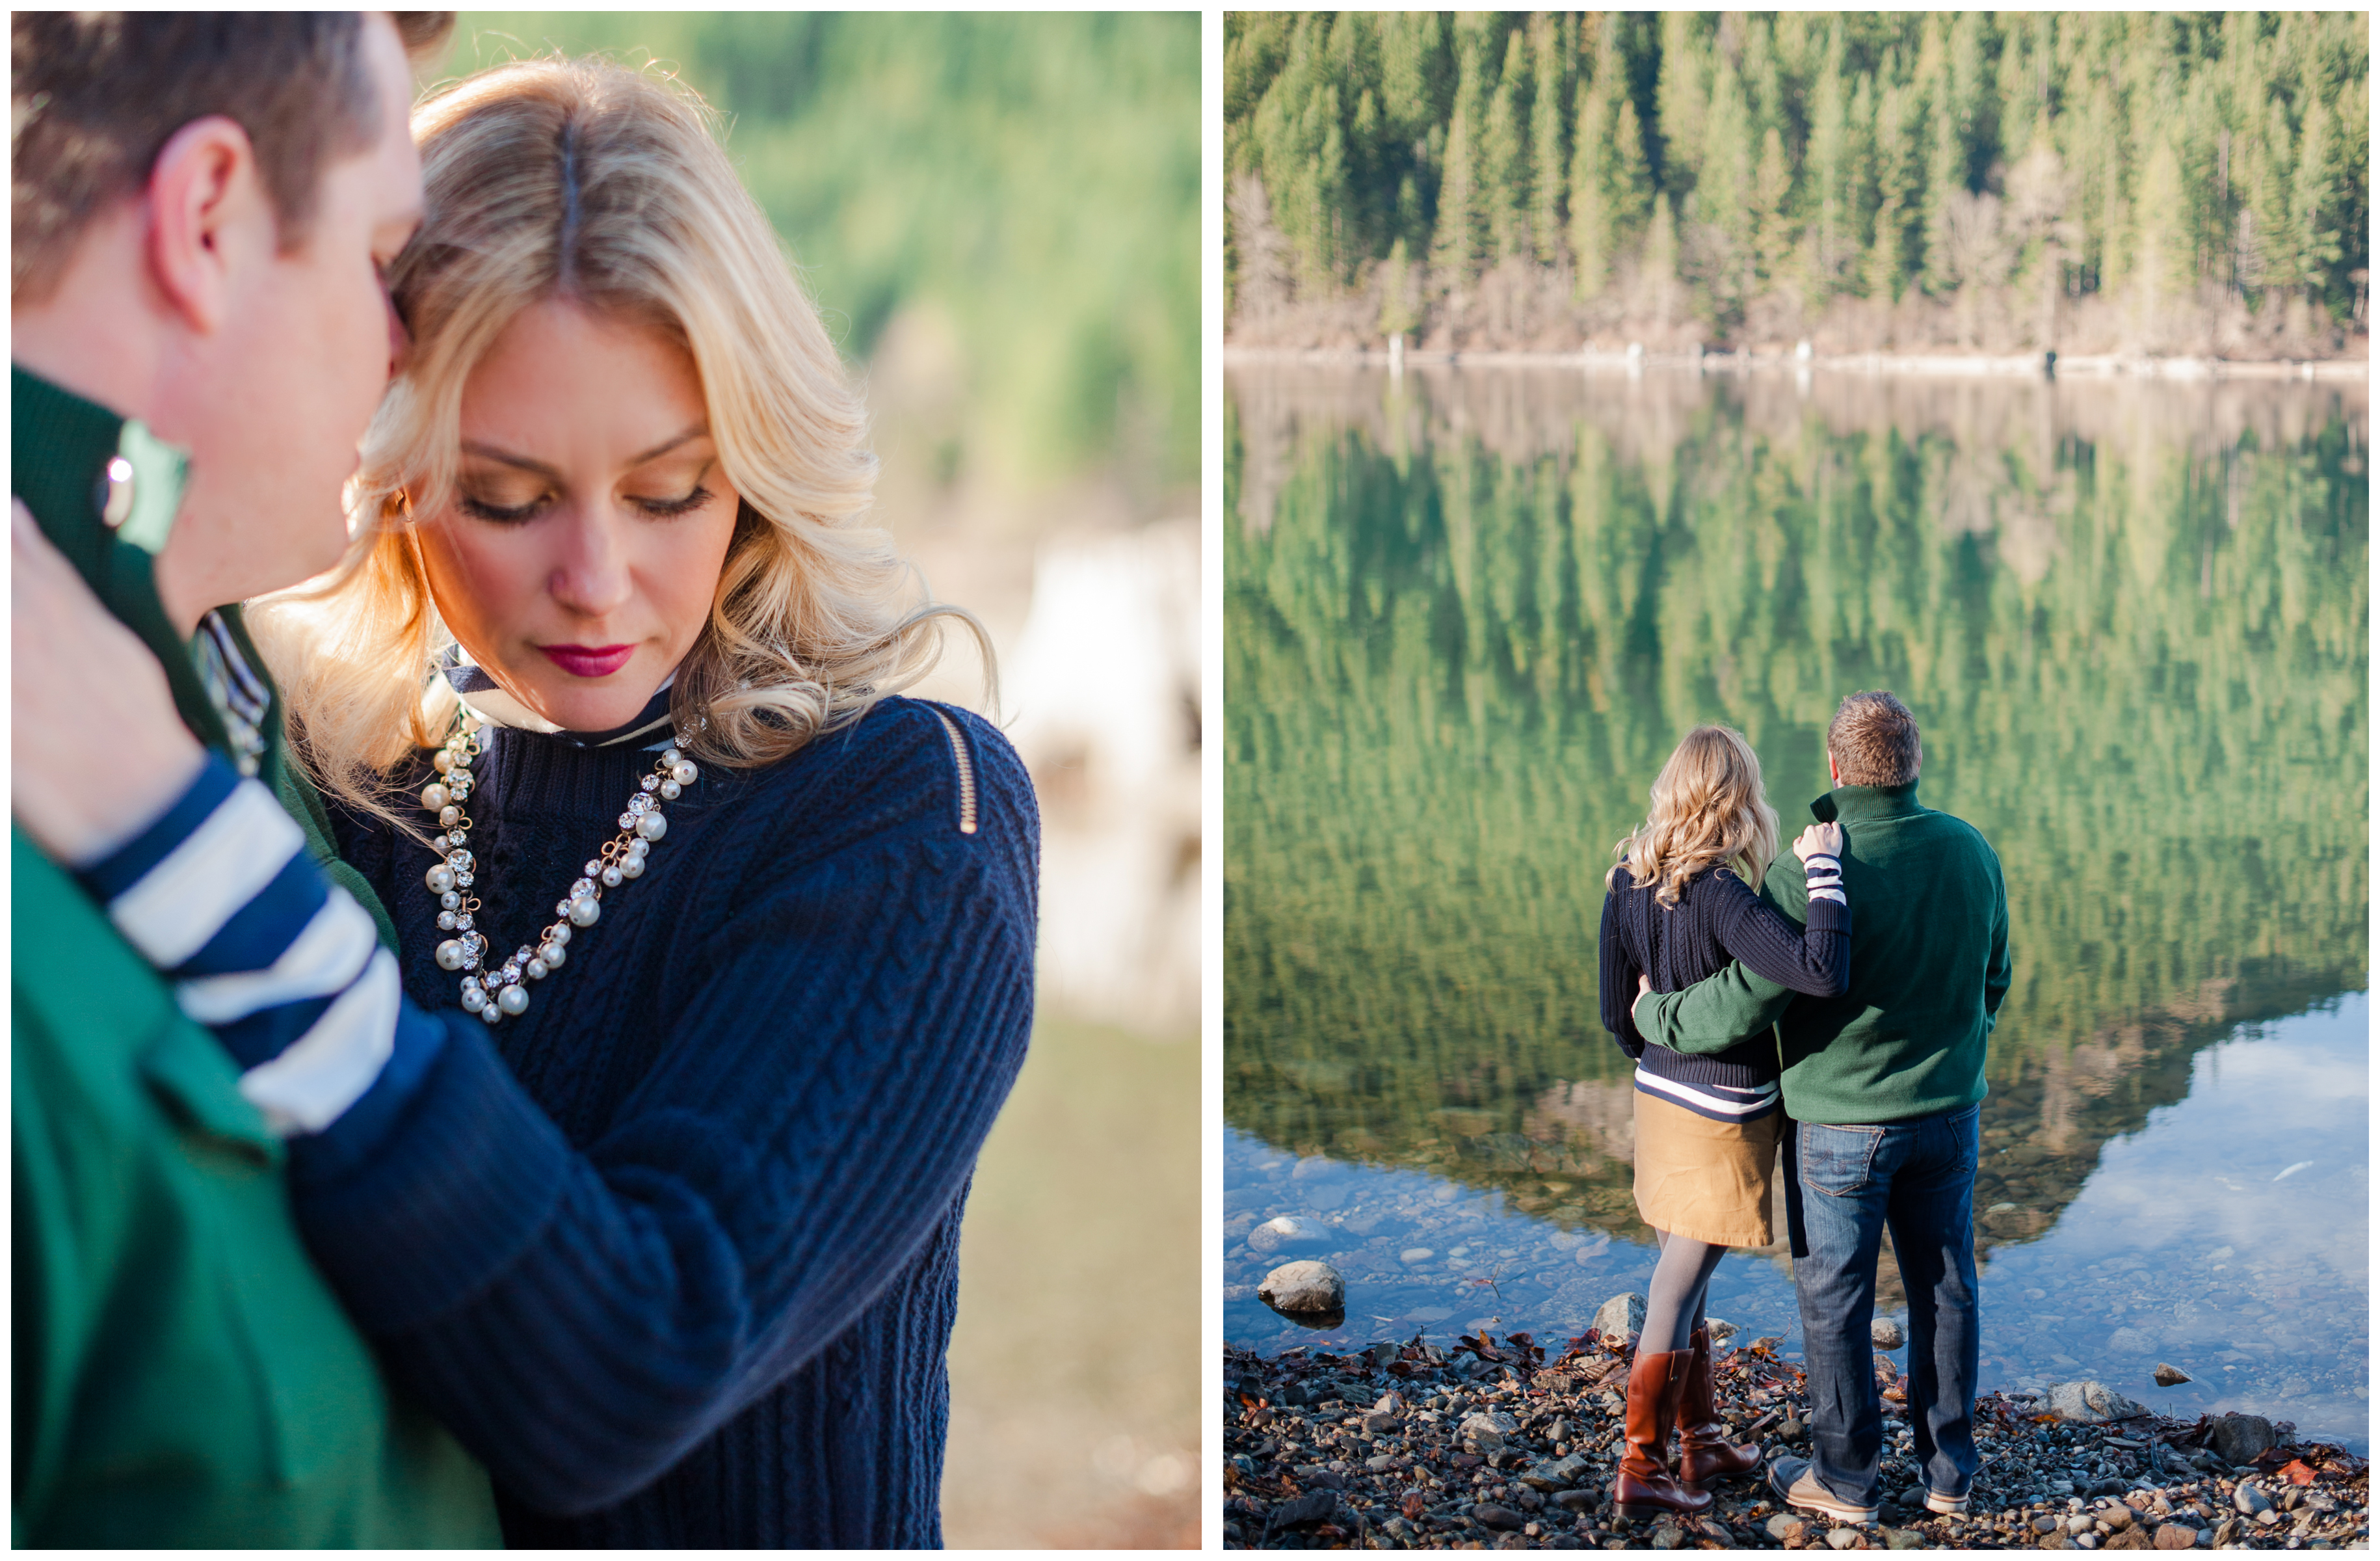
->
[[1924, 1489, 1970, 1516], [1766, 1454, 1881, 1525]]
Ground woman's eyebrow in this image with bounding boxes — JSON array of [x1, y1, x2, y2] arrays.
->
[[459, 423, 712, 479], [628, 423, 711, 466]]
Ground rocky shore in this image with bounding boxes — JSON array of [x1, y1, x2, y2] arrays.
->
[[1223, 1323, 2368, 1551]]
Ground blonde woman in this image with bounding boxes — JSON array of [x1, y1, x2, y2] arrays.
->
[[13, 59, 1033, 1547], [1596, 725, 1849, 1520]]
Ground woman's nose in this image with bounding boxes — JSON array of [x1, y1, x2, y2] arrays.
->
[[548, 508, 634, 619]]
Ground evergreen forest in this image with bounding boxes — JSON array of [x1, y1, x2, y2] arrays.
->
[[1226, 12, 2369, 358]]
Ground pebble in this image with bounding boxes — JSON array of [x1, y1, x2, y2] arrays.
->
[[1221, 1341, 2370, 1551], [2155, 1364, 2194, 1387], [1256, 1259, 1343, 1314], [1827, 1525, 1864, 1548], [1873, 1318, 1906, 1350]]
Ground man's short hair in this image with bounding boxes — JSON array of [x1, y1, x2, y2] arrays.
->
[[1827, 690, 1922, 788], [11, 12, 456, 302]]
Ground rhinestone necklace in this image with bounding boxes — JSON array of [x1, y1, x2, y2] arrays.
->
[[420, 719, 701, 1024]]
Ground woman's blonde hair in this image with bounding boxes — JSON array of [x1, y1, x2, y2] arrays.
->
[[252, 56, 985, 821], [1607, 725, 1780, 909]]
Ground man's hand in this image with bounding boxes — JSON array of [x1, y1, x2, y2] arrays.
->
[[13, 501, 206, 864], [1792, 820, 1844, 863]]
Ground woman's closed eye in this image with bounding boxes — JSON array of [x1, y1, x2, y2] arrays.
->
[[626, 482, 714, 518], [458, 485, 553, 523]]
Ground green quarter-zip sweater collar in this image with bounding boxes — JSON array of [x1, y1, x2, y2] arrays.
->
[[1809, 780, 1924, 827], [11, 362, 280, 778]]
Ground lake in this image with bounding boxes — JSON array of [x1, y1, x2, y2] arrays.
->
[[1223, 360, 2368, 1450]]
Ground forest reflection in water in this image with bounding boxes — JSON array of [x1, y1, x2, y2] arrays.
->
[[1223, 362, 2367, 1443]]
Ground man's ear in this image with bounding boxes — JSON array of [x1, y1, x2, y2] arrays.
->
[[143, 114, 268, 338]]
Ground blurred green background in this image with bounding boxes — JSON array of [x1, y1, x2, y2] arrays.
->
[[429, 16, 1202, 1548], [442, 14, 1197, 498]]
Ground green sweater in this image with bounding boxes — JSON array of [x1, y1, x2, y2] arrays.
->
[[10, 367, 499, 1546], [1635, 781, 2011, 1127]]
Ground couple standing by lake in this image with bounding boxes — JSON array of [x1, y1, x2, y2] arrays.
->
[[1598, 692, 2013, 1527]]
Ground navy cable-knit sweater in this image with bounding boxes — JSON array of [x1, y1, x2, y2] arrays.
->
[[1598, 861, 1847, 1123], [288, 694, 1038, 1547]]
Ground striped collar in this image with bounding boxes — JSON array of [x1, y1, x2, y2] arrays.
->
[[192, 610, 271, 776], [441, 657, 678, 750]]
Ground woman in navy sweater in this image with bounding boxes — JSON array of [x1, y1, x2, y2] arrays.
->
[[38, 60, 1036, 1545], [1597, 725, 1850, 1521]]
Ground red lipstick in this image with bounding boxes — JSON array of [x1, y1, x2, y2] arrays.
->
[[538, 643, 636, 678]]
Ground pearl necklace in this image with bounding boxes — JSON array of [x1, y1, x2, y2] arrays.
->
[[420, 719, 700, 1024]]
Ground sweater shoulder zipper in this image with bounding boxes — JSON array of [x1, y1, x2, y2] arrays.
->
[[923, 705, 979, 836]]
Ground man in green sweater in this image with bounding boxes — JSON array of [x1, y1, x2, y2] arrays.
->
[[1634, 691, 2010, 1527], [10, 14, 499, 1545]]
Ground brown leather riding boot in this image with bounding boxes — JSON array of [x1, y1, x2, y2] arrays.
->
[[1613, 1348, 1713, 1520], [1676, 1324, 1761, 1487]]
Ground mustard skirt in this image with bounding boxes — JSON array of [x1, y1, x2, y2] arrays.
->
[[1631, 1089, 1781, 1248]]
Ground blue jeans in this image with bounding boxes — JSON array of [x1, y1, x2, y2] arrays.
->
[[1783, 1105, 1981, 1507]]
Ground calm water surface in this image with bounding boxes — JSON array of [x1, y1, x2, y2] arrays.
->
[[1223, 364, 2368, 1449]]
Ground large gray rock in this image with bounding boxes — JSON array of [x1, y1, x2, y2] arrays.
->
[[1258, 1259, 1345, 1314], [1594, 1292, 1647, 1344], [1871, 1317, 1906, 1350], [2208, 1413, 2277, 1466], [2045, 1380, 2149, 1424]]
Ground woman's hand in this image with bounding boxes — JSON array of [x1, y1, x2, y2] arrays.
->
[[1632, 971, 1652, 1024], [1792, 820, 1843, 863], [12, 501, 205, 865]]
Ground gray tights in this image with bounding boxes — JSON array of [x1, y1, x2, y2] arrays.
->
[[1639, 1229, 1726, 1355]]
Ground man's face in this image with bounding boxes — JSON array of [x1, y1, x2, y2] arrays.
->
[[172, 13, 423, 598]]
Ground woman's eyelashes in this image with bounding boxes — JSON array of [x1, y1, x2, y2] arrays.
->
[[628, 483, 713, 518], [456, 481, 716, 524], [458, 487, 550, 523]]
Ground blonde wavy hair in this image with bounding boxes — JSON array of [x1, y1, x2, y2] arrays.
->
[[252, 56, 985, 821], [1607, 725, 1780, 909]]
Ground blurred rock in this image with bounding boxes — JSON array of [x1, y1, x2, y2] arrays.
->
[[1873, 1318, 1906, 1350], [1245, 1215, 1330, 1253], [1001, 520, 1198, 1033], [2153, 1364, 2192, 1387]]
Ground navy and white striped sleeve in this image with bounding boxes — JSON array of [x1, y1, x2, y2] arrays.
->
[[1801, 851, 1846, 905], [77, 751, 445, 1138]]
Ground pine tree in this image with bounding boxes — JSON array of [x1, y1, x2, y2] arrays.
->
[[1529, 14, 1570, 266], [1568, 79, 1615, 301], [1481, 28, 1532, 266]]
